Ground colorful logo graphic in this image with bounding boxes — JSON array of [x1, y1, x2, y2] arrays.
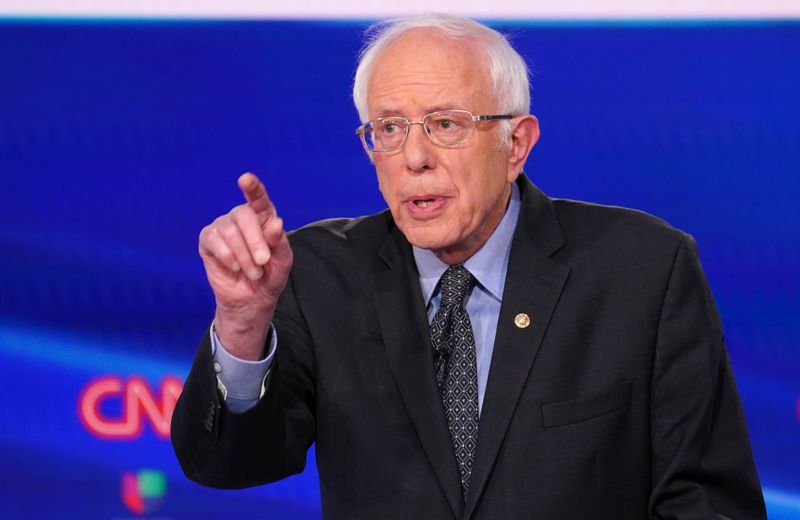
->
[[122, 469, 167, 515], [78, 375, 183, 440]]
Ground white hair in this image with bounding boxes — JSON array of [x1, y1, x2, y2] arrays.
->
[[352, 13, 530, 147]]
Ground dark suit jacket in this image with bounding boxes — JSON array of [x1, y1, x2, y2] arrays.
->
[[172, 175, 765, 519]]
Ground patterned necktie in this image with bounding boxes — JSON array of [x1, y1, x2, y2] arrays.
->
[[430, 265, 479, 499]]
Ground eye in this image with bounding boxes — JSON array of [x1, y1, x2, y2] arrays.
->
[[431, 115, 464, 132], [380, 119, 404, 134]]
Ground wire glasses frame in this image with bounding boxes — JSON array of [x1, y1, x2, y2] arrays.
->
[[355, 110, 513, 152]]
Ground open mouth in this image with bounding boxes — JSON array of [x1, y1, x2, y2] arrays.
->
[[406, 196, 446, 217]]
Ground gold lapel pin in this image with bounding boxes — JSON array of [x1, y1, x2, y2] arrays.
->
[[514, 313, 531, 328]]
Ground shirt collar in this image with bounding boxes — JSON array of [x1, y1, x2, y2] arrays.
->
[[413, 182, 521, 305]]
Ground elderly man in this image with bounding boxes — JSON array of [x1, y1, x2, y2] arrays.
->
[[171, 14, 765, 519]]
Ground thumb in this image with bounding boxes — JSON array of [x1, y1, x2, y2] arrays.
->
[[264, 217, 293, 272]]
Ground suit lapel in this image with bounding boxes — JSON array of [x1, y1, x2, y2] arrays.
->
[[372, 226, 464, 519], [463, 177, 570, 520]]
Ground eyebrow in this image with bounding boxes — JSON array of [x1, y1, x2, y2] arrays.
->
[[373, 104, 466, 119], [374, 109, 405, 118], [425, 104, 463, 113]]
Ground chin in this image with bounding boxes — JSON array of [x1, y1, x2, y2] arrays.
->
[[400, 227, 454, 252], [403, 233, 439, 250]]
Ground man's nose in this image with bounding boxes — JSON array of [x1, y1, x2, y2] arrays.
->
[[403, 122, 437, 173]]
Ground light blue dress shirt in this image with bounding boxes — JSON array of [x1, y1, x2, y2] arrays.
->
[[213, 183, 520, 414], [210, 323, 277, 412], [412, 183, 520, 414]]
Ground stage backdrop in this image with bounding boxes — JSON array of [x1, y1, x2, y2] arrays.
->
[[1, 15, 799, 520]]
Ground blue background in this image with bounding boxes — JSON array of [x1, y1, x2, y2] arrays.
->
[[1, 19, 798, 518]]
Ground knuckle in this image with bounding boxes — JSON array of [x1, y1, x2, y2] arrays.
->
[[220, 223, 240, 242], [212, 212, 230, 226], [216, 249, 235, 264], [199, 224, 218, 250], [230, 204, 252, 222]]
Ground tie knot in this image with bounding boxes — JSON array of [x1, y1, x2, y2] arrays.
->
[[439, 265, 475, 307]]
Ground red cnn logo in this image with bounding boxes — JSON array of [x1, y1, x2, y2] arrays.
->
[[78, 376, 183, 440]]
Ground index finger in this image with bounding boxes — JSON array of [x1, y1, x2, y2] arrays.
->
[[238, 172, 275, 222]]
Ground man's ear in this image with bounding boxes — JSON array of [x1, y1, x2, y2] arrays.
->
[[506, 115, 540, 183]]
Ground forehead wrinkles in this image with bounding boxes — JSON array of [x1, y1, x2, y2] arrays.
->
[[370, 71, 459, 106]]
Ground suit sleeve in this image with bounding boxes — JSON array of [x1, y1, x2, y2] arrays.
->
[[170, 270, 316, 489], [648, 235, 766, 519]]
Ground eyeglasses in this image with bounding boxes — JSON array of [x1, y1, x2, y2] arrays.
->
[[355, 110, 513, 152]]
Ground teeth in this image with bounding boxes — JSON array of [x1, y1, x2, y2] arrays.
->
[[415, 200, 432, 208]]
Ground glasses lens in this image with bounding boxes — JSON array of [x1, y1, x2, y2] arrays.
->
[[367, 118, 407, 152], [424, 111, 473, 146], [360, 123, 377, 151]]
